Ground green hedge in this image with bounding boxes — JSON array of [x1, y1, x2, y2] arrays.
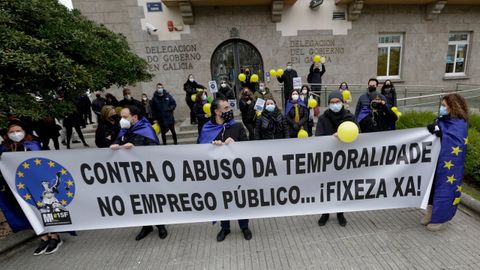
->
[[396, 111, 480, 183]]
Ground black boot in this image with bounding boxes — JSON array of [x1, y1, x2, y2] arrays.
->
[[242, 228, 252, 240], [135, 226, 153, 241], [216, 229, 230, 242], [156, 225, 168, 239], [318, 214, 330, 226], [337, 213, 347, 227]]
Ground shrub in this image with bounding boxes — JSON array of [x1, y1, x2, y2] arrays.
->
[[465, 128, 480, 183], [396, 111, 436, 129]]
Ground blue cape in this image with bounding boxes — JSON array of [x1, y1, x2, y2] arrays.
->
[[117, 117, 159, 144], [356, 106, 371, 123], [284, 99, 307, 116], [198, 119, 236, 144], [430, 116, 468, 224]]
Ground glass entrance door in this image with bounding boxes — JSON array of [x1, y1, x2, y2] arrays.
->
[[210, 39, 264, 97]]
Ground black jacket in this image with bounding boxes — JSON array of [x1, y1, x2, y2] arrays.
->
[[285, 103, 309, 136], [239, 98, 256, 124], [359, 104, 398, 133], [307, 63, 326, 92], [193, 101, 210, 128], [277, 69, 298, 101], [184, 80, 206, 100], [214, 122, 248, 142], [150, 91, 176, 126], [95, 120, 120, 148], [254, 110, 289, 140], [315, 108, 356, 136], [381, 88, 397, 107], [92, 97, 107, 115], [217, 86, 235, 100], [113, 128, 158, 146]]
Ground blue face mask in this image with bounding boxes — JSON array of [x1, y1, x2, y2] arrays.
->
[[329, 103, 343, 113], [265, 104, 275, 112], [439, 105, 449, 116]]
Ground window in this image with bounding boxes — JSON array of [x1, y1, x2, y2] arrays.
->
[[377, 34, 403, 80], [445, 32, 469, 76]]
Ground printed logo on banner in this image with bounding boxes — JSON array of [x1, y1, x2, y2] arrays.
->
[[15, 158, 74, 226]]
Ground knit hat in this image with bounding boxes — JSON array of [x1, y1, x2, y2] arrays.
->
[[328, 90, 344, 103], [369, 91, 382, 101]]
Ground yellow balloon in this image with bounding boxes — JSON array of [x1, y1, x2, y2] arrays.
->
[[250, 74, 259, 83], [391, 106, 398, 112], [342, 90, 351, 101], [276, 68, 284, 77], [238, 73, 246, 82], [313, 55, 321, 63], [269, 69, 277, 77], [203, 103, 211, 115], [297, 129, 309, 139], [256, 110, 262, 117], [191, 94, 196, 102], [337, 121, 359, 143], [307, 98, 318, 108], [152, 123, 161, 135]]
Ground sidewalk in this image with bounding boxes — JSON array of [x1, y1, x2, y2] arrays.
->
[[1, 207, 479, 269]]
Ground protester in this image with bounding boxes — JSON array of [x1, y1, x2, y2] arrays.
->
[[110, 105, 168, 240], [358, 92, 398, 133], [355, 78, 387, 119], [79, 93, 93, 126], [285, 90, 309, 138], [118, 88, 144, 114], [299, 85, 315, 136], [150, 83, 177, 145], [422, 94, 469, 231], [338, 82, 352, 106], [241, 67, 257, 93], [254, 99, 289, 140], [105, 93, 119, 107], [193, 90, 210, 135], [92, 92, 107, 123], [198, 98, 252, 242], [184, 74, 206, 125], [277, 62, 298, 106], [315, 91, 356, 227], [239, 87, 256, 140], [252, 82, 274, 102], [141, 93, 153, 122], [95, 105, 120, 148], [33, 117, 61, 150], [63, 97, 89, 149], [217, 80, 235, 100], [381, 80, 397, 107], [307, 61, 326, 96]]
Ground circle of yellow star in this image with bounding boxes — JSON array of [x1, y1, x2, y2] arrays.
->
[[17, 171, 24, 178], [17, 182, 25, 189], [60, 169, 67, 175], [34, 159, 42, 165], [61, 200, 67, 206], [453, 197, 461, 205], [443, 160, 454, 170], [22, 162, 30, 169], [48, 161, 55, 167], [24, 194, 31, 200], [451, 146, 462, 156], [456, 185, 463, 192], [446, 175, 457, 184], [36, 201, 43, 207], [66, 191, 73, 198], [66, 180, 74, 187], [464, 137, 468, 145]]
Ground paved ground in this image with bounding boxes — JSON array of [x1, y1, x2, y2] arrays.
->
[[1, 206, 479, 270]]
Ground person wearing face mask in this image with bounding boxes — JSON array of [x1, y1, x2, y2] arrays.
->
[[338, 82, 352, 106], [184, 74, 207, 125], [254, 99, 289, 140], [315, 91, 356, 227], [193, 90, 210, 134], [141, 93, 153, 123], [355, 78, 387, 119], [307, 61, 326, 96], [380, 80, 397, 107], [150, 83, 178, 145], [0, 120, 63, 255], [217, 80, 236, 100], [252, 82, 274, 102], [240, 67, 257, 93], [298, 85, 315, 136], [95, 105, 120, 148], [358, 92, 397, 133], [285, 90, 309, 138], [118, 88, 144, 115], [198, 98, 251, 242], [277, 62, 298, 106], [239, 88, 256, 140], [110, 105, 168, 240], [422, 94, 469, 232]]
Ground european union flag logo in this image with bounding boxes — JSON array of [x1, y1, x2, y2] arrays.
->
[[14, 158, 75, 226]]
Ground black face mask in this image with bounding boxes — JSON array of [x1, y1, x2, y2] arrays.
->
[[368, 86, 377, 92], [221, 110, 234, 122]]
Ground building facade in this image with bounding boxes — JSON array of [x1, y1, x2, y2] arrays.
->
[[72, 0, 480, 119]]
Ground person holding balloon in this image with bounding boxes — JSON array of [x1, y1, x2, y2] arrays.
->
[[193, 90, 211, 135], [254, 98, 289, 140], [338, 82, 352, 107], [299, 85, 315, 136], [277, 62, 298, 107], [307, 60, 326, 96], [239, 87, 256, 140], [285, 90, 309, 138], [315, 90, 356, 227], [240, 67, 257, 93], [357, 92, 397, 133], [184, 74, 206, 125]]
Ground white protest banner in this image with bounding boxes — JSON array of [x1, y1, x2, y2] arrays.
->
[[0, 128, 440, 234], [208, 80, 218, 94], [293, 77, 302, 90]]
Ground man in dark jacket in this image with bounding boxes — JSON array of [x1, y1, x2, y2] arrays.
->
[[198, 98, 252, 242], [118, 88, 144, 115], [355, 78, 387, 119], [315, 91, 356, 227], [307, 62, 326, 94], [110, 105, 167, 241], [92, 92, 107, 123], [277, 62, 298, 106], [150, 83, 178, 145]]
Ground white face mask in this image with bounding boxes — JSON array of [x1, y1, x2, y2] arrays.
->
[[119, 118, 131, 129], [221, 83, 227, 88], [8, 131, 25, 142], [202, 95, 207, 100], [259, 86, 265, 91], [301, 89, 308, 94], [189, 78, 194, 82], [286, 65, 292, 70], [125, 95, 131, 100], [329, 103, 343, 113], [291, 95, 299, 101]]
